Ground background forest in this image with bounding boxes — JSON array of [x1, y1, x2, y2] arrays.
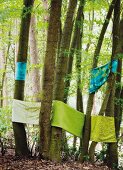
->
[[0, 0, 123, 169]]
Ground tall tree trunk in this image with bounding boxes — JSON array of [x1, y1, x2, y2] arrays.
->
[[0, 29, 11, 107], [13, 0, 34, 156], [29, 15, 41, 102], [75, 0, 85, 158], [106, 6, 123, 169], [2, 31, 11, 107], [89, 0, 120, 163], [89, 79, 114, 161], [42, 0, 49, 22], [49, 0, 77, 162], [0, 47, 6, 108], [113, 0, 121, 138], [81, 0, 117, 159], [39, 0, 62, 160], [64, 0, 84, 103], [85, 9, 94, 52]]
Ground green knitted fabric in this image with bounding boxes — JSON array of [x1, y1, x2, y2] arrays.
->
[[51, 100, 85, 138], [90, 115, 116, 142]]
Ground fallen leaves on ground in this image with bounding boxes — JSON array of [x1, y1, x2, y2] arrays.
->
[[0, 150, 110, 170]]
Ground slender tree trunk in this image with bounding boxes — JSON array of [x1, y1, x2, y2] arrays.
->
[[2, 31, 11, 107], [49, 0, 77, 162], [14, 19, 19, 61], [81, 0, 117, 159], [89, 0, 120, 163], [74, 0, 85, 159], [85, 9, 94, 52], [119, 87, 123, 128], [113, 0, 121, 138], [89, 77, 114, 162], [29, 15, 41, 102], [64, 1, 84, 103], [40, 0, 49, 91], [0, 47, 5, 108], [13, 0, 34, 156], [0, 29, 11, 107], [39, 0, 62, 160], [106, 8, 123, 170]]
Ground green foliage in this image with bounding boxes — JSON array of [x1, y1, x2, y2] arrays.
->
[[85, 0, 109, 12], [0, 106, 12, 138], [95, 145, 107, 162], [26, 125, 39, 156], [0, 0, 22, 22], [61, 136, 80, 161]]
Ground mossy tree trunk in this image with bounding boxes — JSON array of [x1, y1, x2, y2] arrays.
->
[[89, 0, 120, 163], [13, 0, 34, 156], [63, 1, 85, 152], [81, 0, 117, 160], [49, 0, 77, 162], [75, 0, 85, 157], [64, 0, 84, 103], [107, 9, 123, 170], [89, 76, 115, 162], [39, 0, 62, 160]]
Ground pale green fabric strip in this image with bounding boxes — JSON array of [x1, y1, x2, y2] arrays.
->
[[12, 99, 41, 125], [51, 100, 85, 138], [12, 99, 85, 138], [90, 115, 116, 142]]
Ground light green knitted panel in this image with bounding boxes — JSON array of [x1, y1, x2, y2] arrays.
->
[[51, 100, 85, 138], [90, 115, 116, 142]]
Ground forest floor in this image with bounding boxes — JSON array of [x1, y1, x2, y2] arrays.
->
[[0, 149, 110, 170]]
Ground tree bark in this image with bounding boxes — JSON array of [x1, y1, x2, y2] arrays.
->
[[75, 0, 85, 159], [82, 0, 117, 159], [49, 0, 77, 162], [89, 0, 120, 163], [106, 4, 122, 168], [76, 0, 85, 153], [113, 0, 122, 138], [85, 9, 94, 52], [2, 31, 11, 107], [64, 1, 84, 103], [29, 15, 41, 102], [13, 0, 34, 156], [0, 47, 6, 108], [39, 0, 62, 160]]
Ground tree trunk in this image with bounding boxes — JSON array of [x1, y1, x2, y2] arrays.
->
[[85, 9, 94, 52], [107, 5, 122, 169], [64, 0, 84, 103], [39, 0, 62, 160], [49, 0, 77, 162], [113, 0, 121, 138], [89, 74, 113, 162], [74, 0, 85, 159], [0, 29, 11, 107], [89, 1, 121, 166], [13, 0, 34, 156], [89, 0, 120, 163], [29, 15, 41, 102], [2, 31, 11, 107], [82, 0, 117, 159], [0, 47, 6, 108]]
